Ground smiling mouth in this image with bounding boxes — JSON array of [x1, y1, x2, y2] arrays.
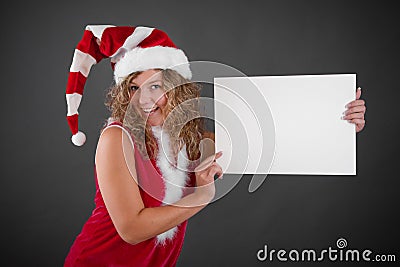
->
[[142, 107, 159, 114]]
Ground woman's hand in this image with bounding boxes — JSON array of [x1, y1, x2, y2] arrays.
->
[[193, 151, 223, 203], [343, 87, 366, 133]]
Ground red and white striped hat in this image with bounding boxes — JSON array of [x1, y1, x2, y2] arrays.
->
[[66, 25, 192, 146]]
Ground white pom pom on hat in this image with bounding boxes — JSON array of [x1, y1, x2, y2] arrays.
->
[[65, 25, 192, 146], [71, 131, 86, 146]]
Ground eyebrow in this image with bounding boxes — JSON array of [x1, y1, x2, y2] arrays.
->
[[130, 79, 162, 85]]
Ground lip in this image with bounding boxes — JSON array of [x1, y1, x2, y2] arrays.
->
[[141, 106, 159, 115]]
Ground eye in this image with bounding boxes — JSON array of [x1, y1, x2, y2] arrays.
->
[[151, 84, 161, 90], [130, 85, 139, 91]]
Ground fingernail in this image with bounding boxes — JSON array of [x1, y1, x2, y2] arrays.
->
[[357, 87, 361, 90], [341, 116, 345, 120]]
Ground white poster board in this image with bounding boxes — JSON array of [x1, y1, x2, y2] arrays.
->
[[214, 74, 356, 175]]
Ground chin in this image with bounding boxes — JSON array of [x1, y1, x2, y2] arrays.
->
[[146, 118, 164, 127]]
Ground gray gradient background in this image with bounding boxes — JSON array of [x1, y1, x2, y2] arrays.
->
[[1, 0, 399, 266]]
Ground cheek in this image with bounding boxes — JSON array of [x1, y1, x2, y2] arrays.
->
[[156, 94, 168, 109], [129, 92, 141, 112], [129, 91, 139, 105], [129, 90, 138, 101]]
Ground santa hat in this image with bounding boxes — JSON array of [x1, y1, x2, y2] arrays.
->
[[65, 25, 192, 146]]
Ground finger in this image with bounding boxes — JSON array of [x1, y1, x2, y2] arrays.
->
[[205, 151, 223, 163], [356, 87, 362, 100], [348, 118, 365, 126], [195, 159, 213, 173], [208, 164, 223, 179], [343, 112, 365, 120], [195, 151, 223, 172], [344, 105, 366, 115], [213, 170, 224, 180], [346, 99, 365, 108], [207, 162, 222, 173], [206, 162, 222, 174], [356, 122, 366, 133], [214, 151, 223, 161]]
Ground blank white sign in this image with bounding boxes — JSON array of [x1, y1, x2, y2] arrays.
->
[[214, 74, 356, 175]]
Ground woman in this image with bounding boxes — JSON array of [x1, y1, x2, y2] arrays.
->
[[64, 25, 366, 266], [64, 25, 223, 266]]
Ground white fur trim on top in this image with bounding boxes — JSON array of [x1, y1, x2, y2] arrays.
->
[[151, 125, 190, 245], [113, 46, 192, 83]]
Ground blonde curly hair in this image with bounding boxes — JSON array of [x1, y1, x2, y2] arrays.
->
[[104, 69, 205, 165]]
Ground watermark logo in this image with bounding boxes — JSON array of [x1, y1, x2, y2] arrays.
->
[[122, 61, 276, 207], [257, 238, 396, 263], [336, 237, 347, 249]]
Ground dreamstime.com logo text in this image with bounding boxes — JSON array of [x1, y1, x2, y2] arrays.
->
[[257, 238, 396, 263]]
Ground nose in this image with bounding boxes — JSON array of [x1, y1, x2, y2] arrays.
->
[[138, 88, 153, 106]]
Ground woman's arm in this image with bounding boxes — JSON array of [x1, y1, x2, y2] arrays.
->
[[95, 127, 221, 245]]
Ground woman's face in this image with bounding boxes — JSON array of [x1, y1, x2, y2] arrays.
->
[[129, 69, 168, 126]]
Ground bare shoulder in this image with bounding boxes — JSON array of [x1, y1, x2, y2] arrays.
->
[[95, 126, 135, 167], [98, 126, 124, 145], [96, 127, 123, 158]]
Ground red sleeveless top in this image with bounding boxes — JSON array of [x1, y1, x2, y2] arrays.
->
[[64, 122, 195, 267]]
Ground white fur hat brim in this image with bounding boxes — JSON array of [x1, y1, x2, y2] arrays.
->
[[113, 46, 192, 83]]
